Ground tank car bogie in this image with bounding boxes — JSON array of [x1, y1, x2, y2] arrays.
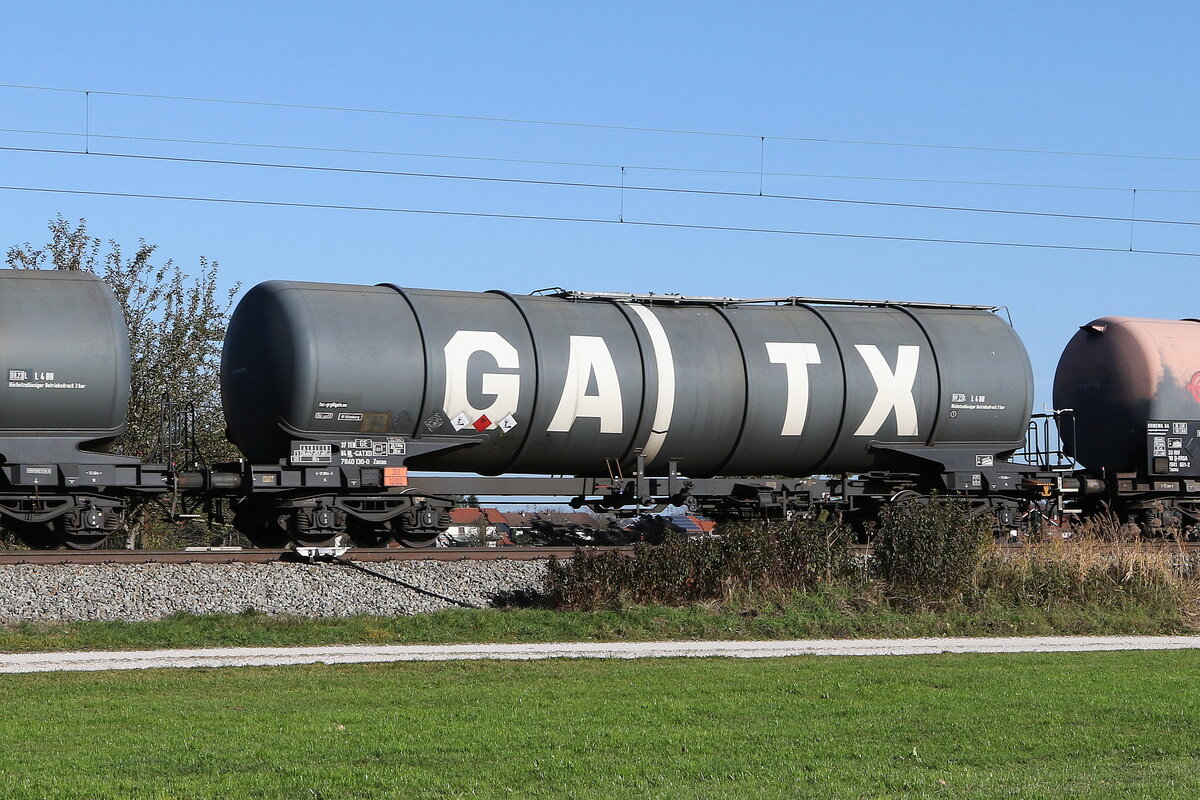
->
[[228, 489, 452, 548], [0, 492, 126, 549]]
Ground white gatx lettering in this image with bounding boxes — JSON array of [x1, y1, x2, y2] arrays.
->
[[765, 342, 821, 435], [853, 344, 920, 437], [442, 330, 520, 429], [547, 335, 624, 434]]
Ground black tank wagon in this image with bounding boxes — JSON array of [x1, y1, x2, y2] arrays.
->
[[223, 282, 1034, 478], [219, 281, 1036, 545], [0, 270, 170, 548]]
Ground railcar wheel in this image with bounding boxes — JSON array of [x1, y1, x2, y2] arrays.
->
[[290, 532, 344, 548], [5, 521, 65, 550], [248, 531, 291, 549], [396, 535, 438, 548], [233, 515, 290, 549], [63, 534, 112, 551], [888, 490, 928, 506]]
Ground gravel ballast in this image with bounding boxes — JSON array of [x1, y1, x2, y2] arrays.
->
[[0, 559, 549, 621]]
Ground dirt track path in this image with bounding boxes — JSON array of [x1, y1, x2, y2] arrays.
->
[[2, 635, 1199, 673]]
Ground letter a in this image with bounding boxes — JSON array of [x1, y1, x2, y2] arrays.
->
[[548, 336, 623, 433]]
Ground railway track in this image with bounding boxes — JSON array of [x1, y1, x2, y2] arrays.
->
[[0, 546, 630, 565], [0, 540, 1194, 565]]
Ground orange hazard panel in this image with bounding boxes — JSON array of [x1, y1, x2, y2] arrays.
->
[[384, 467, 409, 487]]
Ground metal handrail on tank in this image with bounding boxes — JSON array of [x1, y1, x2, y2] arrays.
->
[[531, 287, 999, 311]]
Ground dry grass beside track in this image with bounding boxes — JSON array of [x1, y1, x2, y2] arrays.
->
[[545, 506, 1200, 623]]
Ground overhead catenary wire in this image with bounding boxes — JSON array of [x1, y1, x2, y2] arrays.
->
[[2, 184, 1197, 258], [5, 81, 1200, 163], [5, 126, 1200, 195], [3, 142, 1198, 229], [4, 85, 1198, 258]]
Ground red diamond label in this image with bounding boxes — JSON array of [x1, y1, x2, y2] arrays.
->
[[472, 415, 492, 432]]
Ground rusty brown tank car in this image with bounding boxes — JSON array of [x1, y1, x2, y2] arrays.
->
[[1054, 316, 1200, 479]]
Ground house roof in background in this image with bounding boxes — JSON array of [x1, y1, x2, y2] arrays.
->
[[448, 507, 507, 525]]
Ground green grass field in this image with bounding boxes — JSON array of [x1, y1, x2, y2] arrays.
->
[[0, 650, 1196, 799], [0, 595, 1190, 654]]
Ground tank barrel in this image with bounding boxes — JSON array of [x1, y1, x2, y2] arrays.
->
[[221, 281, 1034, 479]]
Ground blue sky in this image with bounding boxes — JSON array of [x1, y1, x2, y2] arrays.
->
[[2, 1, 1198, 411]]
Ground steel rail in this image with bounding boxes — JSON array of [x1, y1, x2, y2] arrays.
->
[[0, 541, 1192, 566], [0, 546, 629, 565]]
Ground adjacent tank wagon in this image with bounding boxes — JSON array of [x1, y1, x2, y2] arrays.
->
[[1055, 316, 1200, 477], [1054, 316, 1200, 529], [0, 270, 171, 549], [0, 269, 131, 462]]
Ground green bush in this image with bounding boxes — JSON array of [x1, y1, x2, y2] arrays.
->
[[869, 499, 991, 604]]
